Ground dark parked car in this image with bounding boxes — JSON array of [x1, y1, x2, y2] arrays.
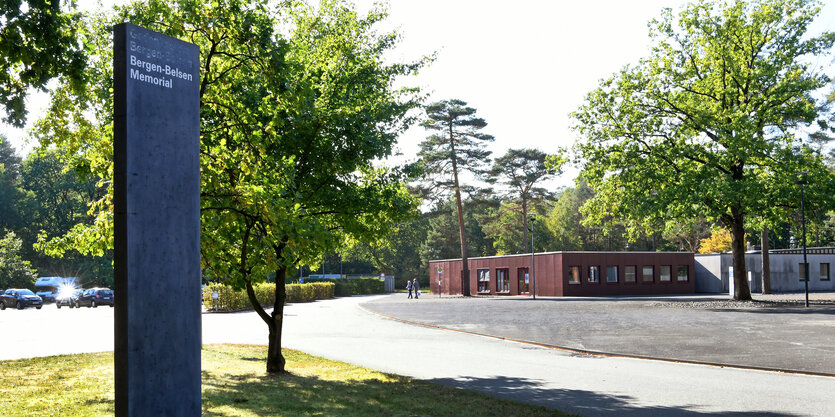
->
[[0, 289, 43, 310], [35, 290, 56, 303], [56, 289, 82, 308], [75, 288, 114, 308]]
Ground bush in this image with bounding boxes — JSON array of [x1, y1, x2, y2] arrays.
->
[[303, 278, 384, 296], [203, 282, 334, 312], [0, 231, 37, 290]]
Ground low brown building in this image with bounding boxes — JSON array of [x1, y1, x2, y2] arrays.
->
[[429, 251, 695, 297]]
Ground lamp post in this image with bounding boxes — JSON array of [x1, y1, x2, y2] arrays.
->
[[797, 172, 809, 308], [528, 215, 536, 300]]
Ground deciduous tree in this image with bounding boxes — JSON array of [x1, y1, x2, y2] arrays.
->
[[573, 0, 835, 300], [33, 0, 424, 374], [0, 0, 86, 126], [698, 228, 733, 254], [0, 231, 37, 289], [0, 138, 24, 232], [343, 215, 430, 289], [544, 181, 619, 251], [19, 149, 111, 285]]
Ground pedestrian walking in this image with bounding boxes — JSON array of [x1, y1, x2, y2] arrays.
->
[[406, 280, 413, 299], [413, 279, 420, 299]]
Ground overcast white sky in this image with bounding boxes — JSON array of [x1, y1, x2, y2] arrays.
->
[[5, 0, 835, 187]]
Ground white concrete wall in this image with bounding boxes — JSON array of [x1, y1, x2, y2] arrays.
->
[[695, 253, 835, 293], [694, 254, 724, 293]]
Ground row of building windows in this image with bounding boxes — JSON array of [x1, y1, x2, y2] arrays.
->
[[477, 268, 529, 293], [798, 263, 831, 281], [473, 264, 690, 293], [568, 265, 689, 285]]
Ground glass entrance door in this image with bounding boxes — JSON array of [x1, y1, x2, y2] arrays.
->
[[518, 268, 530, 295]]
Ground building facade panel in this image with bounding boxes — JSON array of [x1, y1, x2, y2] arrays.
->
[[560, 252, 695, 296], [694, 252, 835, 294], [431, 260, 461, 296], [539, 253, 562, 297], [430, 252, 695, 297]]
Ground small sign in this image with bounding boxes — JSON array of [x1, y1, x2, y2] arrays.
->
[[211, 292, 219, 300]]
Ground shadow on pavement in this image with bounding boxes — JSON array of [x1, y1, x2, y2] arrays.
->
[[484, 294, 725, 303], [427, 375, 803, 417]]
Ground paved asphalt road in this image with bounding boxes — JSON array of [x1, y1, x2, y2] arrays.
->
[[2, 295, 834, 416], [361, 293, 835, 375]]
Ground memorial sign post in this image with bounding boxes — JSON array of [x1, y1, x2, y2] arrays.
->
[[113, 23, 201, 416]]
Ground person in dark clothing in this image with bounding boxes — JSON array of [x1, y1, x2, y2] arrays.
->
[[413, 279, 420, 299]]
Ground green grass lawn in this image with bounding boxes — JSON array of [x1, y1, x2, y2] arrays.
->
[[0, 344, 575, 416]]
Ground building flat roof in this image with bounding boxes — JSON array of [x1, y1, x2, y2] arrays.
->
[[695, 247, 835, 257], [430, 250, 695, 263]]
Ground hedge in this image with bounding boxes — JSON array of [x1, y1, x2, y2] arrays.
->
[[202, 282, 334, 312], [302, 277, 384, 296]]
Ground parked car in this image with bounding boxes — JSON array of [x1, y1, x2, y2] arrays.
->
[[35, 290, 56, 303], [0, 289, 43, 310], [55, 288, 82, 309], [75, 288, 114, 308]]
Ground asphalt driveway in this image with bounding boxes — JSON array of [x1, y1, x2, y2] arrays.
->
[[4, 294, 834, 416], [361, 292, 835, 375]]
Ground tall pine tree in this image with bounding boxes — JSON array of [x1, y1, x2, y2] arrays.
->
[[417, 99, 493, 295], [488, 148, 562, 252]]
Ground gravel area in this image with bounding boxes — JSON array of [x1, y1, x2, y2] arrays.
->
[[652, 298, 835, 309]]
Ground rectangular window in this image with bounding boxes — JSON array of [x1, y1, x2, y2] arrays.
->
[[821, 263, 831, 281], [642, 266, 654, 282], [677, 265, 688, 282], [518, 268, 530, 294], [588, 266, 600, 283], [606, 266, 618, 283], [568, 266, 581, 284], [798, 263, 809, 282], [660, 265, 671, 282], [625, 266, 636, 283], [477, 269, 490, 292], [496, 268, 510, 292]]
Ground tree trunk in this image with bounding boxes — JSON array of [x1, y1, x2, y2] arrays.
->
[[236, 224, 288, 373], [241, 274, 284, 373], [266, 265, 288, 373], [455, 187, 470, 296], [521, 200, 529, 253], [730, 212, 752, 301], [449, 123, 470, 296], [761, 228, 771, 295]]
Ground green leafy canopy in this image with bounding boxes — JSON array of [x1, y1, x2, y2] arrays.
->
[[572, 0, 835, 300]]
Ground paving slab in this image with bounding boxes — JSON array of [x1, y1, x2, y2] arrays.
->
[[361, 292, 835, 375]]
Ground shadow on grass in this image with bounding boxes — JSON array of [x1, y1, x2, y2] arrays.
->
[[425, 375, 803, 417], [201, 370, 565, 417], [201, 367, 802, 417]]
